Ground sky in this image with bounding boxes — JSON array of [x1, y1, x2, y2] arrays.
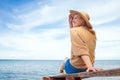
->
[[0, 0, 120, 60]]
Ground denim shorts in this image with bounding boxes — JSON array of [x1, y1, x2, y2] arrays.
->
[[64, 59, 87, 74]]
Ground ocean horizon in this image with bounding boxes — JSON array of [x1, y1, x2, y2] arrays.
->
[[0, 59, 120, 80]]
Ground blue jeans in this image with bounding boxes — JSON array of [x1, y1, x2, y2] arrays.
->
[[64, 59, 87, 74]]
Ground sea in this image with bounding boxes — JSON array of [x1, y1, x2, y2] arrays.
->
[[0, 60, 120, 80]]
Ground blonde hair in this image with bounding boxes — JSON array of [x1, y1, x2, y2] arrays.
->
[[82, 19, 97, 40]]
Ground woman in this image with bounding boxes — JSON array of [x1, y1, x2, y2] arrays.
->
[[59, 10, 102, 74]]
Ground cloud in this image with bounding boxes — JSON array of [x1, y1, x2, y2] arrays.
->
[[0, 27, 70, 59], [7, 4, 67, 31], [95, 24, 120, 41], [6, 0, 120, 31], [0, 27, 69, 50], [96, 41, 120, 60], [89, 0, 120, 25]]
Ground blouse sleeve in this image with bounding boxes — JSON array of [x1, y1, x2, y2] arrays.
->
[[70, 28, 89, 57]]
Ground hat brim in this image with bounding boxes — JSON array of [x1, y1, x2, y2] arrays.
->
[[70, 10, 92, 28]]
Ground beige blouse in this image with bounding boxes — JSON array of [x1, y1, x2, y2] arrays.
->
[[70, 26, 96, 69]]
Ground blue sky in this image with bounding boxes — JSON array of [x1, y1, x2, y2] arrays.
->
[[0, 0, 120, 60]]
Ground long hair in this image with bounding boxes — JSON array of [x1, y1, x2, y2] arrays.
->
[[83, 21, 97, 40]]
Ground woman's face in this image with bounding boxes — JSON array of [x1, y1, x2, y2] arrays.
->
[[72, 14, 85, 27]]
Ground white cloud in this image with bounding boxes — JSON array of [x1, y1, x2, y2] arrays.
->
[[8, 4, 67, 31], [96, 41, 120, 60], [0, 27, 69, 50], [89, 0, 120, 25], [0, 27, 70, 59], [95, 25, 120, 41], [7, 0, 120, 31]]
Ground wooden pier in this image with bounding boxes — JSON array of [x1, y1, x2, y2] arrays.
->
[[42, 68, 120, 80]]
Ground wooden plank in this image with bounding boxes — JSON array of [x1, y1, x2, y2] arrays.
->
[[53, 68, 120, 78], [42, 68, 120, 80], [65, 77, 81, 80], [42, 77, 81, 80], [42, 77, 49, 80]]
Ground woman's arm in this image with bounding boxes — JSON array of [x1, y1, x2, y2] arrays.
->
[[81, 55, 102, 72], [69, 14, 73, 28]]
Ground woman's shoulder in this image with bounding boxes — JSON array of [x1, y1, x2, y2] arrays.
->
[[71, 26, 87, 32], [70, 26, 84, 30]]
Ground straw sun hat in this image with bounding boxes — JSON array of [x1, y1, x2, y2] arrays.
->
[[70, 10, 92, 29]]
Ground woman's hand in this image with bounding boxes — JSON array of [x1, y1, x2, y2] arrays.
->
[[69, 14, 73, 28], [81, 55, 103, 72], [86, 67, 103, 72]]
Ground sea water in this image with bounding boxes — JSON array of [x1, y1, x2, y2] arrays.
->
[[0, 60, 120, 80]]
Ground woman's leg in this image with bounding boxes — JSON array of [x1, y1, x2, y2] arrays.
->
[[59, 57, 68, 73]]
